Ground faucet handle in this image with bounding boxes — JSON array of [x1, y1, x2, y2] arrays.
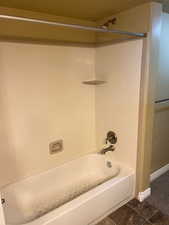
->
[[106, 131, 117, 144]]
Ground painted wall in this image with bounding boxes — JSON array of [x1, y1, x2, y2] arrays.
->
[[136, 2, 162, 191], [96, 3, 151, 43], [0, 3, 151, 45], [0, 7, 96, 44], [0, 42, 96, 187], [95, 40, 143, 170], [0, 0, 153, 21], [151, 12, 169, 172], [97, 2, 163, 191]]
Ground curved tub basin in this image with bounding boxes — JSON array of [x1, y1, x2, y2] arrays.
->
[[1, 153, 135, 225]]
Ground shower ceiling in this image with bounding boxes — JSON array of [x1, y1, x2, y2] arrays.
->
[[0, 0, 165, 21]]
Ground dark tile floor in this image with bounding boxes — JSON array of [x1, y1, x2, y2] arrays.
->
[[97, 199, 169, 225], [147, 171, 169, 216], [97, 171, 169, 225]]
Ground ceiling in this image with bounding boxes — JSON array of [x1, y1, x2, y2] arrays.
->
[[0, 0, 163, 21]]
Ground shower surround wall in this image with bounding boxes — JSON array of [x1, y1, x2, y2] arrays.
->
[[0, 40, 143, 188], [0, 43, 96, 187], [95, 40, 143, 170]]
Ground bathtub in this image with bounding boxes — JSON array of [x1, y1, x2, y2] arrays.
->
[[1, 153, 135, 225]]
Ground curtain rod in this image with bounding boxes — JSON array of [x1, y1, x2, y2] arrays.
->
[[0, 14, 146, 38], [155, 98, 169, 104]]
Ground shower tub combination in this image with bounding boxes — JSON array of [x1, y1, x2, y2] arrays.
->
[[1, 153, 135, 225]]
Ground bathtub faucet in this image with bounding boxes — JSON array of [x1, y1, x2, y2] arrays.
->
[[100, 131, 117, 154], [100, 145, 115, 154]]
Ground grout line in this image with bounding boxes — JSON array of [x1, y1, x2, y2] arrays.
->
[[99, 199, 169, 225], [107, 216, 117, 225], [112, 204, 149, 224], [126, 202, 158, 224], [143, 221, 152, 225]]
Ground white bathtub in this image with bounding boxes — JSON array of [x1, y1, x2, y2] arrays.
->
[[1, 153, 135, 225]]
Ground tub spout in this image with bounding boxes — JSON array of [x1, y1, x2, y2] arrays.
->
[[100, 145, 115, 154]]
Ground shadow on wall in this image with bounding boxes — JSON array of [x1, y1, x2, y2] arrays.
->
[[155, 105, 169, 113], [0, 75, 21, 188]]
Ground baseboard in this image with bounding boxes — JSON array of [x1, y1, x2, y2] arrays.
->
[[137, 188, 151, 202], [151, 164, 169, 182]]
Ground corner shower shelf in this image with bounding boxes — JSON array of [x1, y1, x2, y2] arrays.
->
[[82, 80, 106, 85]]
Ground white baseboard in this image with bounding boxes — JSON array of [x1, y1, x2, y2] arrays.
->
[[137, 164, 169, 202], [151, 164, 169, 182], [137, 188, 151, 202]]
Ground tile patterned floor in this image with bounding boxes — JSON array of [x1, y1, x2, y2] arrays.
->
[[147, 171, 169, 216], [97, 199, 169, 225], [97, 172, 169, 225]]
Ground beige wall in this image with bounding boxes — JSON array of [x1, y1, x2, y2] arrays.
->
[[103, 2, 163, 192], [0, 42, 96, 187], [96, 3, 151, 44], [0, 7, 96, 44], [0, 2, 162, 193], [95, 40, 143, 171], [0, 3, 152, 46], [151, 13, 169, 172], [156, 13, 169, 101]]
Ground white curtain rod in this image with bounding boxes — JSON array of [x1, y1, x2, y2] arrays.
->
[[0, 14, 146, 38]]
